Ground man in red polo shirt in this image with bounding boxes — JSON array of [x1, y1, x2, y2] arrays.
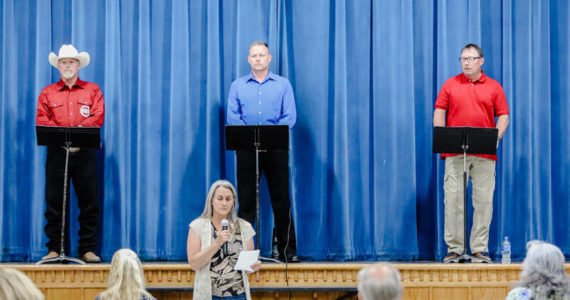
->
[[36, 44, 104, 263], [433, 44, 510, 263]]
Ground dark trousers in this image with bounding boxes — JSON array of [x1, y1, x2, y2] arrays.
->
[[236, 149, 297, 255], [44, 146, 100, 256]]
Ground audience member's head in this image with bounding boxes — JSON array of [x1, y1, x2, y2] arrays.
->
[[357, 263, 402, 300], [0, 267, 44, 300], [515, 240, 570, 298], [97, 249, 154, 300]]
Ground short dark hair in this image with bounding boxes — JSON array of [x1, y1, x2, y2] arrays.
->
[[461, 43, 483, 57], [249, 41, 269, 51]]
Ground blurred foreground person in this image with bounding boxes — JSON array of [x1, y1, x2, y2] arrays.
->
[[357, 263, 403, 300], [0, 268, 44, 300], [506, 241, 570, 300], [95, 249, 155, 300]]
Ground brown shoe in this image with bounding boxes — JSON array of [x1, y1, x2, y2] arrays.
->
[[443, 252, 460, 263], [473, 252, 491, 262], [81, 252, 101, 263], [41, 251, 59, 260]]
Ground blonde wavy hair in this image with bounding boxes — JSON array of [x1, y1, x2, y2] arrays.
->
[[199, 179, 240, 228], [98, 249, 154, 300], [0, 268, 44, 300]]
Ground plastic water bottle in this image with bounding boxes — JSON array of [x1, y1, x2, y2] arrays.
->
[[501, 236, 511, 264]]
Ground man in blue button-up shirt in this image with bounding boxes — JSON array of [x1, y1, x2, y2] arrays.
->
[[227, 41, 299, 262]]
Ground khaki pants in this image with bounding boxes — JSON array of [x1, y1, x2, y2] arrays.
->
[[444, 155, 495, 254]]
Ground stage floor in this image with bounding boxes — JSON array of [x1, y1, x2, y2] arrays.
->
[[1, 261, 533, 300]]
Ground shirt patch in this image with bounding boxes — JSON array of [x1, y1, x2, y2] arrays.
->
[[80, 105, 90, 118]]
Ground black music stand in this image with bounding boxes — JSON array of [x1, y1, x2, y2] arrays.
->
[[433, 126, 498, 263], [35, 126, 101, 265], [225, 125, 289, 261]]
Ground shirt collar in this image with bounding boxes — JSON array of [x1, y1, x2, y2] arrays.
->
[[57, 77, 86, 91], [247, 71, 275, 83], [460, 71, 487, 83]]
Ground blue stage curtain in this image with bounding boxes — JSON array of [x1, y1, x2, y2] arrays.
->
[[0, 0, 568, 261]]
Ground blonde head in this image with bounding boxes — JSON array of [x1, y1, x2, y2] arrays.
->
[[199, 180, 239, 227], [98, 249, 153, 300], [0, 268, 44, 300]]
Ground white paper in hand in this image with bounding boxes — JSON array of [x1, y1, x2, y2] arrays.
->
[[234, 250, 260, 272]]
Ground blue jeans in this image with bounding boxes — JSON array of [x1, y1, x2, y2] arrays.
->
[[212, 294, 246, 300]]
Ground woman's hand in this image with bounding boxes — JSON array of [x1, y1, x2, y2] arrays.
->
[[215, 229, 231, 248], [248, 260, 262, 273]]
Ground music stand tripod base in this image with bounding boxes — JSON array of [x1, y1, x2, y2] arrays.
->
[[37, 254, 85, 265], [444, 252, 490, 264], [444, 253, 471, 264]]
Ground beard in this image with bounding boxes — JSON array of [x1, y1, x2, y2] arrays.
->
[[62, 70, 76, 79]]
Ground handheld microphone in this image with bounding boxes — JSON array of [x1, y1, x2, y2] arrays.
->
[[221, 219, 229, 255]]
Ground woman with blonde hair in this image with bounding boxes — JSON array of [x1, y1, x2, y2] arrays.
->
[[187, 179, 261, 300], [95, 248, 155, 300], [0, 268, 44, 300]]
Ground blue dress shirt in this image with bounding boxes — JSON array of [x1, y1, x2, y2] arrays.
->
[[227, 71, 296, 128]]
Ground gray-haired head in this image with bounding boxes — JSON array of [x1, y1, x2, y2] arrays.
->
[[357, 263, 403, 300], [199, 180, 239, 225], [515, 240, 570, 298]]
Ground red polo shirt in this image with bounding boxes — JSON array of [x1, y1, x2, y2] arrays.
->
[[36, 78, 104, 127], [435, 72, 509, 161]]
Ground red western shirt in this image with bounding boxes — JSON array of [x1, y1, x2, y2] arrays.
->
[[36, 78, 104, 127], [434, 72, 509, 161]]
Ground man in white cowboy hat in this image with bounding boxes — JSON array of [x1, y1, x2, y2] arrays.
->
[[36, 44, 105, 263]]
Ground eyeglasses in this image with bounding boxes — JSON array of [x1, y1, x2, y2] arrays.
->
[[459, 57, 482, 63]]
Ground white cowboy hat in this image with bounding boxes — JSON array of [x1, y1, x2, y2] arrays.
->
[[48, 44, 90, 68]]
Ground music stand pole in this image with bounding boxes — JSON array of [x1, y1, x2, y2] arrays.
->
[[459, 134, 490, 264], [37, 132, 85, 265], [254, 129, 261, 257], [443, 135, 477, 263], [251, 129, 278, 267], [462, 144, 468, 259], [453, 141, 474, 263], [254, 129, 263, 280]]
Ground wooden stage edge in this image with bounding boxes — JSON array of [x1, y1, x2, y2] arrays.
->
[[1, 262, 553, 300]]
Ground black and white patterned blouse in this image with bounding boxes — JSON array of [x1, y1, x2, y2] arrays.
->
[[210, 222, 246, 297]]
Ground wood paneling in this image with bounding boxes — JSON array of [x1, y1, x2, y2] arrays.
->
[[3, 262, 567, 299]]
